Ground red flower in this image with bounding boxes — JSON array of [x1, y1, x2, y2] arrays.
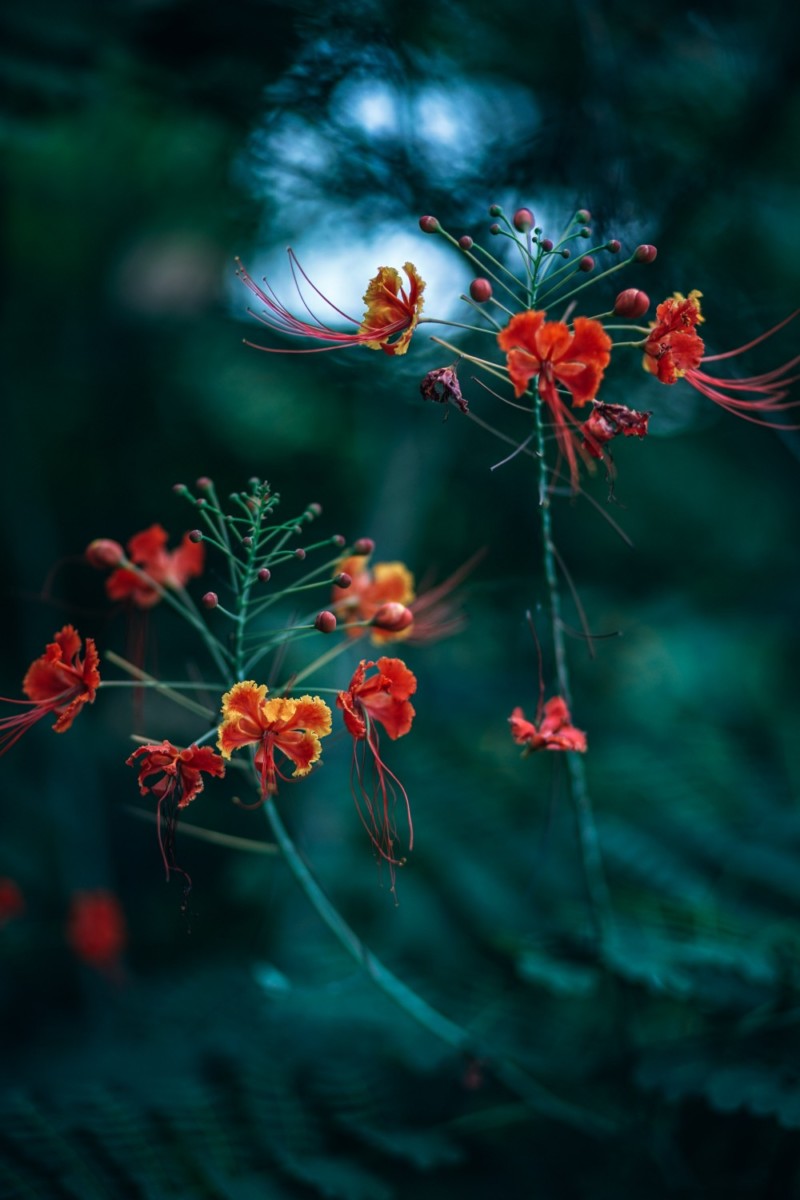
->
[[581, 402, 651, 460], [105, 524, 205, 608], [237, 254, 425, 357], [509, 697, 587, 755], [337, 658, 416, 889], [0, 878, 25, 926], [66, 890, 127, 973], [0, 625, 100, 756], [645, 292, 800, 427], [498, 311, 612, 488], [127, 741, 226, 883], [217, 681, 332, 799], [333, 555, 416, 643]]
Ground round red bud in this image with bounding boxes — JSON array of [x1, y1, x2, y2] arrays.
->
[[419, 215, 440, 234], [576, 209, 591, 223], [196, 476, 213, 490], [488, 204, 503, 217], [242, 536, 253, 548], [258, 567, 271, 582], [172, 483, 189, 495], [513, 207, 534, 232], [85, 539, 124, 569], [614, 288, 651, 319], [195, 498, 207, 508], [332, 534, 346, 548], [202, 592, 218, 609], [469, 278, 493, 302], [306, 502, 322, 517], [634, 244, 658, 264], [579, 256, 595, 272], [372, 602, 414, 632], [540, 238, 554, 252], [294, 547, 306, 560], [561, 248, 571, 259], [353, 537, 375, 555], [314, 610, 337, 634], [458, 235, 473, 250], [489, 223, 501, 235], [333, 571, 352, 589], [579, 227, 591, 238], [188, 530, 203, 543], [607, 239, 621, 253]]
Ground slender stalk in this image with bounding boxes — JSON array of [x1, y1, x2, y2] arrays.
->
[[262, 795, 613, 1133], [532, 394, 614, 949]]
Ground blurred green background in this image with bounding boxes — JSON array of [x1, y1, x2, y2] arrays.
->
[[2, 1, 800, 1195]]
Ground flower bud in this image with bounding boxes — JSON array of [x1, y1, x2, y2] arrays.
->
[[306, 502, 322, 517], [196, 476, 213, 490], [258, 567, 271, 582], [614, 288, 651, 319], [488, 204, 503, 217], [489, 223, 501, 236], [576, 209, 591, 224], [294, 547, 306, 560], [458, 235, 474, 250], [248, 476, 260, 490], [172, 483, 189, 496], [332, 534, 346, 548], [353, 537, 375, 555], [314, 610, 337, 634], [189, 530, 203, 543], [579, 256, 595, 272], [579, 227, 591, 239], [195, 498, 207, 508], [469, 278, 493, 302], [607, 239, 621, 253], [634, 244, 658, 264], [371, 602, 414, 632], [85, 539, 125, 569], [540, 238, 554, 252], [202, 591, 218, 609], [513, 207, 534, 232], [561, 248, 571, 259], [242, 536, 252, 548], [419, 215, 440, 234], [333, 571, 352, 589]]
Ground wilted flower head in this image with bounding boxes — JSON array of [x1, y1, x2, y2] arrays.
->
[[420, 365, 469, 413]]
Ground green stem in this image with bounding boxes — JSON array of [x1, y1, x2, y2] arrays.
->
[[533, 392, 614, 950], [262, 796, 613, 1133]]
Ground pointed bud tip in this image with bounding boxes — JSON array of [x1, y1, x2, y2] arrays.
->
[[469, 278, 493, 302], [85, 539, 125, 569], [634, 244, 658, 264], [419, 215, 440, 234], [513, 207, 534, 232], [614, 288, 651, 318], [372, 602, 414, 632]]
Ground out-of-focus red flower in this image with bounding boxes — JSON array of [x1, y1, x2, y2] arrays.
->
[[509, 697, 587, 755], [0, 878, 25, 926], [66, 890, 127, 972], [105, 524, 205, 608], [237, 254, 425, 357], [337, 658, 417, 888], [127, 741, 226, 882], [1, 626, 100, 755], [581, 402, 651, 460], [332, 555, 416, 644], [217, 682, 332, 799], [498, 311, 612, 488], [644, 293, 800, 427]]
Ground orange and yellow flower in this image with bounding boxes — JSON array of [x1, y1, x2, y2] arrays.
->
[[217, 681, 332, 798], [498, 311, 612, 488], [1, 625, 100, 755], [333, 554, 416, 643], [643, 290, 705, 384], [105, 524, 205, 609], [509, 697, 587, 755], [238, 253, 425, 356]]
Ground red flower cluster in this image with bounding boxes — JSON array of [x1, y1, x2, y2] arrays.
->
[[66, 890, 127, 973], [1, 626, 100, 755]]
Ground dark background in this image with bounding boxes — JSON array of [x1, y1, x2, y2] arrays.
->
[[2, 1, 800, 1195]]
